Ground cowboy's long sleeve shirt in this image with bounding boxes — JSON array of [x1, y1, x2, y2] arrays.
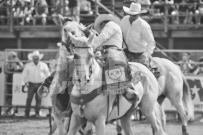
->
[[91, 21, 123, 50], [21, 61, 50, 85], [121, 16, 155, 55]]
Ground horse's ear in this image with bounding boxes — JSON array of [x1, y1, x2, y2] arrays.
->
[[79, 23, 86, 31], [87, 32, 94, 45], [68, 32, 89, 46]]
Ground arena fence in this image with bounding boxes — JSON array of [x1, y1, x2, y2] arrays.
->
[[1, 49, 203, 125]]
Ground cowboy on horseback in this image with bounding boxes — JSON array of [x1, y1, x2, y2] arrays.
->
[[89, 14, 140, 103], [121, 2, 160, 78]]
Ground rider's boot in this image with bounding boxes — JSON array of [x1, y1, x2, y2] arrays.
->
[[124, 83, 140, 107], [150, 67, 161, 78]]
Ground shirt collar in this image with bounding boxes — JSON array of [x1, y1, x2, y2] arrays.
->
[[31, 61, 41, 66]]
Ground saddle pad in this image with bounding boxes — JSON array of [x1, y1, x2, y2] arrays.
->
[[105, 67, 126, 82], [107, 96, 132, 122]]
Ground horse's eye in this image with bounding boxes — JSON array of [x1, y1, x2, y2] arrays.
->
[[71, 31, 75, 35]]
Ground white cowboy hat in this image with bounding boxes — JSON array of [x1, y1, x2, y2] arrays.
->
[[8, 51, 17, 57], [123, 3, 147, 15], [94, 14, 120, 33], [28, 50, 44, 60]]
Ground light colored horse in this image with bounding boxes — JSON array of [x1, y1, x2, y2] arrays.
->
[[48, 19, 93, 135], [152, 57, 194, 135], [67, 33, 168, 135], [116, 56, 194, 135]]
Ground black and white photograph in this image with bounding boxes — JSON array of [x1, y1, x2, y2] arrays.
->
[[0, 0, 203, 135]]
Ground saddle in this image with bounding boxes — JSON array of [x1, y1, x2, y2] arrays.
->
[[70, 49, 142, 121]]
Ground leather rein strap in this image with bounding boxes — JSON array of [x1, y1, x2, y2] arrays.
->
[[70, 85, 104, 106], [70, 81, 129, 106]]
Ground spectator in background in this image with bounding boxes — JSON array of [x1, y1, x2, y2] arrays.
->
[[178, 52, 196, 75], [194, 0, 203, 25], [6, 51, 23, 72], [4, 51, 23, 116], [79, 0, 93, 15], [199, 0, 203, 23], [22, 50, 50, 117], [166, 0, 174, 4], [0, 0, 9, 25], [22, 0, 34, 25], [68, 0, 80, 22], [152, 0, 165, 16], [171, 0, 190, 24], [13, 0, 25, 25], [193, 57, 203, 75], [137, 0, 151, 10], [178, 0, 190, 24], [51, 0, 61, 25], [33, 0, 48, 25]]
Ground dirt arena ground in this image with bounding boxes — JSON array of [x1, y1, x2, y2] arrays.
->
[[0, 116, 203, 135]]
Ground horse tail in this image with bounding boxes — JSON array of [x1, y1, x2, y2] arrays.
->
[[182, 73, 194, 121]]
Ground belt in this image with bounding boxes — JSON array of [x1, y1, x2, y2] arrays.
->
[[126, 50, 143, 57], [29, 82, 42, 85], [103, 45, 121, 50]]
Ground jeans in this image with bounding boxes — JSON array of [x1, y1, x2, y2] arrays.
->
[[25, 82, 42, 116], [124, 49, 150, 67]]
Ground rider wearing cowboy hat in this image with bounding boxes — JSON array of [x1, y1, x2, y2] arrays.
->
[[22, 50, 50, 117], [92, 14, 122, 51], [92, 14, 129, 76], [91, 14, 139, 103], [121, 2, 157, 73]]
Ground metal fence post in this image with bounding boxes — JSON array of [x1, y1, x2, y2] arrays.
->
[[164, 3, 168, 33], [9, 0, 13, 33]]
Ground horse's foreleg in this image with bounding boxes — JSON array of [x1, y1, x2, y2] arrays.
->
[[64, 117, 71, 133], [67, 113, 85, 135], [95, 116, 106, 135], [121, 115, 133, 135], [120, 107, 134, 135], [116, 121, 122, 135], [54, 116, 66, 135], [48, 120, 57, 135], [160, 105, 166, 131]]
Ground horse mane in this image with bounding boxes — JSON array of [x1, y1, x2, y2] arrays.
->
[[61, 21, 86, 43]]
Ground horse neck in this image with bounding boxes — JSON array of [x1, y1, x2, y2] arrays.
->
[[56, 45, 72, 71], [90, 58, 103, 84], [73, 57, 103, 92]]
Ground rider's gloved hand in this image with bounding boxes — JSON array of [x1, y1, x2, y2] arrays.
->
[[143, 52, 151, 66], [143, 52, 150, 58]]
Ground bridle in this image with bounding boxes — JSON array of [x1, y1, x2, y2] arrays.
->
[[73, 46, 94, 86]]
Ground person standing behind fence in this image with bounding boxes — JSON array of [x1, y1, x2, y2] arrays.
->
[[178, 52, 196, 75], [33, 0, 49, 25], [22, 50, 50, 118], [68, 0, 80, 22]]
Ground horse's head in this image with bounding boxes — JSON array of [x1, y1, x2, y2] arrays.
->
[[68, 32, 95, 87], [59, 14, 86, 47]]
